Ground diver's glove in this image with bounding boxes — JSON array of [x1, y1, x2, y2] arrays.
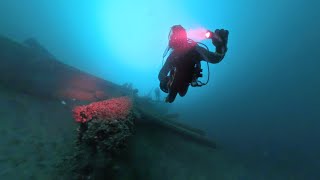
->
[[212, 29, 229, 54], [159, 76, 170, 93]]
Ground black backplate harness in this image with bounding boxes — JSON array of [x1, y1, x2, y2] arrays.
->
[[162, 39, 211, 88]]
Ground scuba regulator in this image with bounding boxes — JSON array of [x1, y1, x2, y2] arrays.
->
[[191, 64, 205, 87]]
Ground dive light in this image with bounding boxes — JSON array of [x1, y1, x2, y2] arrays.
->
[[205, 30, 214, 39]]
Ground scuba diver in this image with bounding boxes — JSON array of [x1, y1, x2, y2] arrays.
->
[[158, 25, 229, 103]]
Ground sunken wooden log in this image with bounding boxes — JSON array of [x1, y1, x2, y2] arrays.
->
[[133, 98, 208, 137], [165, 117, 207, 136], [136, 106, 216, 149]]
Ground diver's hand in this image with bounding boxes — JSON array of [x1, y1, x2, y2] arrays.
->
[[212, 29, 229, 53]]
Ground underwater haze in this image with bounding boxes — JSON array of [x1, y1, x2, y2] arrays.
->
[[0, 0, 319, 179]]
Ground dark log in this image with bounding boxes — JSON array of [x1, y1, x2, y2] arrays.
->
[[136, 106, 216, 149]]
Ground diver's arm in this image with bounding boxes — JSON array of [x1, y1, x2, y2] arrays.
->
[[158, 55, 174, 82], [196, 29, 229, 64], [195, 45, 226, 64]]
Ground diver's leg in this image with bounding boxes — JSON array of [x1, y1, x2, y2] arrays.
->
[[166, 88, 178, 103], [178, 84, 189, 97]]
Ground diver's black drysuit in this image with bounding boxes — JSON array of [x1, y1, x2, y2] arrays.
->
[[158, 44, 226, 103]]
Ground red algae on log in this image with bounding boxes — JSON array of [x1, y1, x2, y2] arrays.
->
[[72, 97, 132, 123], [67, 96, 135, 178]]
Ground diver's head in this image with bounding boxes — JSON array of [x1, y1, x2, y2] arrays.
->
[[168, 25, 188, 50]]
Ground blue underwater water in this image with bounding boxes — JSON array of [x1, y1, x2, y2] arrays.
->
[[0, 0, 319, 179]]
